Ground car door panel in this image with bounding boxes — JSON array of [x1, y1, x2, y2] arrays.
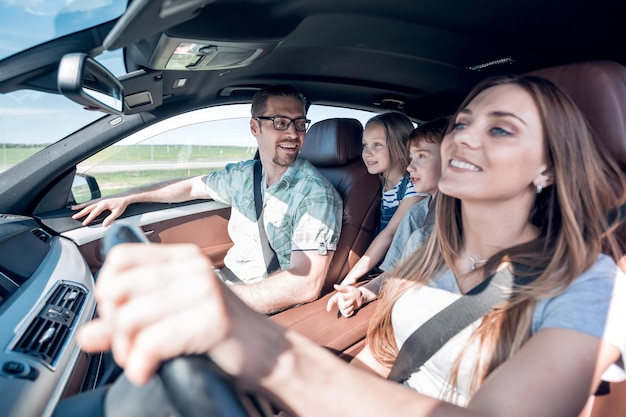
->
[[52, 200, 233, 273], [142, 205, 232, 268]]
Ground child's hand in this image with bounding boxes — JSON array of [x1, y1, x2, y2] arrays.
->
[[340, 275, 359, 286], [326, 284, 364, 317]]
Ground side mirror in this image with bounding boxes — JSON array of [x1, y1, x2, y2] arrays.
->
[[70, 173, 102, 205], [58, 53, 124, 114]]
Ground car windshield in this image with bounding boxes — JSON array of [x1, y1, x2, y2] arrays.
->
[[0, 50, 126, 173], [0, 0, 380, 176], [0, 0, 128, 173], [0, 0, 128, 61]]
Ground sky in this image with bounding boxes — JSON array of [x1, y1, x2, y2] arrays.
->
[[0, 48, 126, 146], [0, 0, 377, 148], [0, 0, 127, 61], [0, 0, 128, 145], [112, 104, 377, 147]]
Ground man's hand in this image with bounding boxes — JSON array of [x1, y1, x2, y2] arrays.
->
[[72, 196, 130, 227]]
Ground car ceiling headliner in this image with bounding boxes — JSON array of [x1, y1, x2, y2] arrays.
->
[[1, 0, 623, 120]]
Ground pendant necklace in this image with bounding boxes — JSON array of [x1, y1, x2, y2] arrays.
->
[[467, 253, 487, 271]]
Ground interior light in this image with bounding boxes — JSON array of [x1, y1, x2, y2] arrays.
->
[[166, 42, 208, 69], [172, 78, 188, 89]]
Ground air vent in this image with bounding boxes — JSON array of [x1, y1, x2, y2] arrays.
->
[[13, 284, 86, 366], [31, 228, 51, 244]]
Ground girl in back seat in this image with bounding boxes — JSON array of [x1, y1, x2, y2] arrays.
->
[[340, 111, 426, 286], [328, 116, 449, 317]]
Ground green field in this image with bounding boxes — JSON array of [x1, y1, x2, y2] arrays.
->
[[0, 144, 45, 167], [2, 144, 257, 199], [84, 145, 256, 197], [84, 144, 256, 163], [92, 167, 222, 196], [1, 144, 256, 166]]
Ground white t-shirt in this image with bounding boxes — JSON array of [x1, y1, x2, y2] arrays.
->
[[391, 254, 626, 406]]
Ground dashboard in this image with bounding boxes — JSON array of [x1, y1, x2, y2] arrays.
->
[[0, 214, 97, 417]]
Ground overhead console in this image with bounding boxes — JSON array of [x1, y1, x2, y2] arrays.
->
[[147, 34, 277, 70]]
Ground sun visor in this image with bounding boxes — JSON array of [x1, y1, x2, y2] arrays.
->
[[119, 69, 164, 114]]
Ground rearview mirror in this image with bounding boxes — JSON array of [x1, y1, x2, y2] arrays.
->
[[58, 53, 124, 114]]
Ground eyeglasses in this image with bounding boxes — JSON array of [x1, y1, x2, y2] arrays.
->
[[255, 115, 311, 132]]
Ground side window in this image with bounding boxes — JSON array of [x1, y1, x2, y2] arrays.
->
[[74, 104, 378, 203], [76, 105, 257, 202]]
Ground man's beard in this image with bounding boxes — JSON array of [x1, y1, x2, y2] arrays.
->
[[272, 152, 298, 167], [272, 141, 300, 166]]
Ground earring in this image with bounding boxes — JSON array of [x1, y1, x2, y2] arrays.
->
[[536, 184, 543, 194]]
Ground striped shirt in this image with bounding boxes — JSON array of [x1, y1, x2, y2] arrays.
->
[[379, 174, 425, 231]]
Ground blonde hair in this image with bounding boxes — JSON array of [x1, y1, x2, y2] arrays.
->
[[367, 74, 626, 396], [365, 111, 414, 175]]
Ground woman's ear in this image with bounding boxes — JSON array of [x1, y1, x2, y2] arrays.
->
[[534, 167, 554, 189]]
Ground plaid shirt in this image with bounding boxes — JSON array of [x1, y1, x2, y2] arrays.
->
[[205, 157, 342, 283]]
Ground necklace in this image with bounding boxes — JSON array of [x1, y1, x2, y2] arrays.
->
[[467, 253, 487, 271]]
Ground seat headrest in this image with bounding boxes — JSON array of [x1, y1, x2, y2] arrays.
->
[[300, 118, 363, 167], [528, 61, 626, 167]]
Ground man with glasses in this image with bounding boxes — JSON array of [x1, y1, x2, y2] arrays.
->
[[72, 85, 343, 314]]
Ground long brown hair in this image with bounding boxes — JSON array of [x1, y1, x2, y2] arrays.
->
[[367, 74, 626, 396]]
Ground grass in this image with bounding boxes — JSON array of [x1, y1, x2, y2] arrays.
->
[[83, 145, 256, 196], [1, 144, 256, 166], [2, 144, 257, 200], [94, 168, 221, 196], [0, 144, 45, 167], [86, 144, 256, 163]]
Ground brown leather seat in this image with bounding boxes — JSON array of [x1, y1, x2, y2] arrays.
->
[[529, 61, 626, 167], [528, 61, 626, 417], [298, 117, 381, 294]]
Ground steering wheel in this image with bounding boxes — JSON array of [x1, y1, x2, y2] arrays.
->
[[100, 224, 273, 417], [158, 356, 269, 417]]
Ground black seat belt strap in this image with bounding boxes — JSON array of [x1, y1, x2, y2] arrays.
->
[[253, 160, 281, 274], [387, 267, 515, 383]]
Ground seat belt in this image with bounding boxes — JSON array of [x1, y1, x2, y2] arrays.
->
[[387, 200, 626, 385], [218, 161, 281, 283], [253, 160, 281, 274], [386, 263, 614, 397], [387, 266, 517, 383]]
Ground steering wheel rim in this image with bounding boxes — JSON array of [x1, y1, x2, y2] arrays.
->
[[158, 355, 267, 417], [100, 224, 272, 417], [102, 355, 270, 417]]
